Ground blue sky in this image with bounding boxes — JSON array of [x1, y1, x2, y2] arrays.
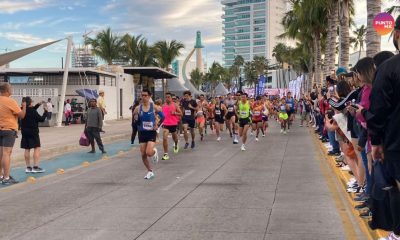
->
[[0, 0, 397, 69], [0, 0, 223, 68]]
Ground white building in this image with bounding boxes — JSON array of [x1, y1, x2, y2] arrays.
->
[[221, 0, 288, 67]]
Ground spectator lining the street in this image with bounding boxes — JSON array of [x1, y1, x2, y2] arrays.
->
[[86, 98, 106, 154]]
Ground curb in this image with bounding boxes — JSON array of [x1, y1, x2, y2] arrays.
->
[[312, 130, 389, 240], [11, 133, 131, 167]]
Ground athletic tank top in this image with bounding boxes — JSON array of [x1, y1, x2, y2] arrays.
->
[[238, 101, 250, 119], [138, 103, 156, 131], [162, 103, 178, 126], [214, 103, 224, 117], [225, 99, 236, 113], [286, 98, 295, 110], [252, 104, 263, 121]]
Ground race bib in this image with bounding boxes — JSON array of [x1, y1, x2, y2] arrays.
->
[[185, 109, 191, 116], [228, 107, 234, 112], [287, 103, 293, 108], [280, 106, 286, 111], [254, 111, 260, 116], [240, 111, 247, 117], [142, 121, 153, 130], [215, 110, 221, 115]]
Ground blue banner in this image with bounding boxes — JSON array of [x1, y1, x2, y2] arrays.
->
[[257, 75, 266, 96]]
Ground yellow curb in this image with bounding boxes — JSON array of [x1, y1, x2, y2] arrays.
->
[[26, 176, 36, 183], [82, 161, 90, 167], [102, 155, 110, 160], [312, 130, 389, 240], [56, 169, 65, 174]]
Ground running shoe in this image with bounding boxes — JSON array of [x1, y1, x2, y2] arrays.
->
[[0, 176, 3, 182], [152, 148, 159, 163], [359, 209, 372, 219], [347, 186, 363, 193], [250, 131, 254, 136], [1, 176, 19, 185], [255, 137, 259, 142], [233, 135, 239, 144], [241, 144, 246, 151], [217, 137, 221, 141], [32, 166, 45, 173], [283, 131, 287, 135], [262, 134, 265, 137], [184, 142, 189, 149], [25, 166, 32, 173], [173, 144, 179, 154], [144, 171, 154, 180], [280, 129, 284, 133], [200, 134, 204, 141], [380, 232, 400, 240], [341, 165, 351, 171], [191, 141, 195, 149], [162, 153, 169, 161]]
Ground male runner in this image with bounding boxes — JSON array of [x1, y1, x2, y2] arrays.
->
[[251, 96, 265, 141], [133, 89, 165, 179], [181, 91, 198, 149], [286, 92, 295, 131], [261, 96, 270, 136], [279, 98, 289, 134], [161, 92, 182, 160], [237, 93, 251, 151], [224, 93, 239, 143]]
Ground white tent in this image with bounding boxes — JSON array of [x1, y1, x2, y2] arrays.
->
[[215, 82, 229, 96]]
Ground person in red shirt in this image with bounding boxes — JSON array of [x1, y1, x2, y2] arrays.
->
[[251, 96, 265, 141]]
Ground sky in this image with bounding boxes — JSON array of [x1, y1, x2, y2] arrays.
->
[[0, 0, 398, 69]]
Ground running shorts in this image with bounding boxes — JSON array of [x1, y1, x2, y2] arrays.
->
[[138, 131, 157, 143], [262, 115, 268, 122], [196, 116, 206, 125], [252, 120, 262, 125], [279, 113, 289, 121], [239, 118, 251, 128], [182, 118, 196, 129], [0, 130, 17, 147], [215, 116, 224, 124], [163, 125, 177, 133]]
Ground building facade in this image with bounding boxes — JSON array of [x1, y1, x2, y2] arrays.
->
[[222, 0, 287, 67]]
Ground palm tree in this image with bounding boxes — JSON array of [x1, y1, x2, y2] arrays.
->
[[232, 55, 244, 90], [338, 0, 352, 69], [204, 62, 224, 96], [350, 25, 366, 61], [136, 39, 156, 67], [190, 69, 203, 90], [243, 61, 258, 94], [253, 56, 268, 77], [325, 0, 339, 76], [153, 40, 185, 93], [85, 27, 123, 65], [153, 40, 185, 70], [222, 67, 234, 92], [366, 0, 381, 57], [122, 34, 143, 66]]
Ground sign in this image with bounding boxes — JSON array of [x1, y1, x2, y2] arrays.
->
[[373, 12, 395, 36], [257, 75, 266, 97]]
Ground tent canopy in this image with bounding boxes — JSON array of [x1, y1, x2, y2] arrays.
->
[[215, 82, 229, 96], [167, 78, 188, 92], [0, 40, 62, 67], [75, 89, 99, 100]]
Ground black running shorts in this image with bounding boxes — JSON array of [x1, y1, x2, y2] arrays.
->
[[163, 125, 177, 133], [239, 118, 251, 128], [138, 131, 157, 143], [182, 118, 196, 129]]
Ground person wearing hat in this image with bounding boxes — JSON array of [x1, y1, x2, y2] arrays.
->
[[97, 90, 107, 126]]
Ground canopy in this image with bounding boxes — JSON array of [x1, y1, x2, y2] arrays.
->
[[215, 82, 229, 96], [167, 78, 188, 92], [75, 89, 99, 100], [0, 40, 62, 66]]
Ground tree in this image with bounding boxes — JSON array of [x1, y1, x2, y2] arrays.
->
[[136, 39, 156, 67], [338, 0, 352, 69], [153, 40, 185, 70], [366, 0, 381, 57], [351, 25, 366, 61], [253, 55, 268, 77], [189, 68, 203, 90], [231, 55, 244, 89], [122, 34, 143, 66], [84, 27, 123, 65], [204, 62, 224, 96], [243, 61, 258, 94], [325, 0, 339, 76]]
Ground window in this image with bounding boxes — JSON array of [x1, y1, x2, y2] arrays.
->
[[225, 41, 235, 47], [253, 33, 265, 39], [237, 14, 250, 19], [236, 34, 250, 40], [225, 17, 236, 22], [254, 18, 265, 24], [226, 36, 235, 41], [253, 11, 265, 18], [236, 20, 250, 26], [225, 22, 235, 28], [237, 27, 250, 33], [225, 48, 235, 53], [254, 40, 265, 46], [225, 29, 235, 34], [235, 6, 250, 12], [254, 26, 265, 32], [253, 46, 265, 53], [236, 41, 250, 47], [253, 4, 265, 10]]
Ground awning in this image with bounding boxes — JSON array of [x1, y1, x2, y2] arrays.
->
[[0, 40, 62, 67], [123, 67, 177, 79]]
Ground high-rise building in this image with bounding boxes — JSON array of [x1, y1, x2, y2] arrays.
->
[[221, 0, 288, 67], [72, 48, 98, 68]]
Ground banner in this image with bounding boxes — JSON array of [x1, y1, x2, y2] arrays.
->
[[257, 75, 266, 97]]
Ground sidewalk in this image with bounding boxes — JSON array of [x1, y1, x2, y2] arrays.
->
[[11, 119, 132, 167]]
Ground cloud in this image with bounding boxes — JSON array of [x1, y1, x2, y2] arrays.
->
[[48, 17, 79, 27], [0, 0, 51, 14], [0, 32, 55, 45]]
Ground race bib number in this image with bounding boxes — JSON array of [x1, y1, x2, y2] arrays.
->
[[142, 121, 153, 130], [280, 106, 286, 111], [185, 109, 191, 116], [287, 103, 293, 108], [254, 111, 260, 116], [215, 110, 221, 115], [240, 111, 247, 117], [228, 107, 234, 112]]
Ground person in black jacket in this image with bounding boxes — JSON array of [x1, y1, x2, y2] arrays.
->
[[357, 16, 400, 239], [20, 97, 47, 173], [129, 99, 140, 144]]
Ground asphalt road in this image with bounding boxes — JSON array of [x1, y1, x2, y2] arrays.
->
[[0, 121, 365, 240]]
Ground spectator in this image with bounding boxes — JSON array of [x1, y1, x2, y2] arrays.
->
[[46, 98, 53, 120], [64, 99, 72, 126], [98, 90, 107, 126], [0, 83, 26, 185], [86, 99, 106, 154], [20, 97, 48, 173]]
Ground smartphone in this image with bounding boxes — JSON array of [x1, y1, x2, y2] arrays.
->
[[351, 104, 359, 109]]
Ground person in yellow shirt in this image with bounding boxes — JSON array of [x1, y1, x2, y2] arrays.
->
[[97, 90, 107, 126], [0, 83, 26, 185]]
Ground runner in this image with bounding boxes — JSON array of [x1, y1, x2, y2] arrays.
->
[[133, 89, 165, 179], [224, 93, 239, 143], [286, 92, 295, 131], [262, 96, 270, 136], [237, 93, 251, 151], [207, 98, 216, 134], [251, 96, 265, 141], [213, 96, 227, 141], [196, 94, 208, 141], [161, 92, 182, 161], [181, 91, 198, 149], [279, 99, 289, 134]]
